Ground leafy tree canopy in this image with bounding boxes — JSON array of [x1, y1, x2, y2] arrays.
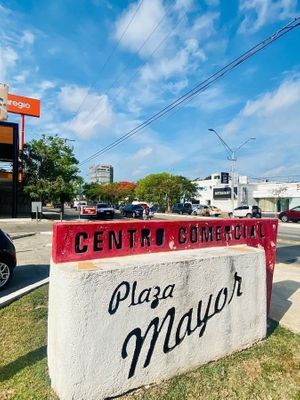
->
[[135, 173, 197, 211], [82, 181, 137, 204], [21, 135, 82, 206]]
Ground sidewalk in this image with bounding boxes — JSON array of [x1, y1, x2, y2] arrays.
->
[[269, 263, 300, 333]]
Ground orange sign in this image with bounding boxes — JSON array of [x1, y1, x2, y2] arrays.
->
[[7, 93, 40, 117]]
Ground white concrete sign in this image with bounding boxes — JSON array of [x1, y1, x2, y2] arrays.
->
[[48, 245, 266, 400]]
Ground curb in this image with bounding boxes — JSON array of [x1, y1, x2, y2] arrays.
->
[[155, 213, 217, 219], [11, 232, 37, 240], [278, 222, 300, 229], [0, 278, 49, 309]]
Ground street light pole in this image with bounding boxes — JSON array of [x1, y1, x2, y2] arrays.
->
[[231, 151, 236, 214], [208, 129, 255, 213]]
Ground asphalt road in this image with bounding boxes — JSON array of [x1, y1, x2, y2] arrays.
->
[[277, 223, 300, 265]]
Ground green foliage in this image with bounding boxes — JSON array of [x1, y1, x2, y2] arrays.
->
[[82, 182, 104, 201], [21, 135, 82, 205], [135, 173, 197, 212], [83, 181, 137, 204]]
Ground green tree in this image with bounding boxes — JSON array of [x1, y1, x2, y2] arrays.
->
[[21, 135, 82, 212], [83, 181, 137, 204], [82, 182, 104, 201], [135, 173, 197, 212]]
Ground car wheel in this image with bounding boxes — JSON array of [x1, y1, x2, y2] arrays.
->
[[228, 212, 233, 218], [0, 258, 14, 290], [281, 215, 289, 223], [246, 213, 252, 218]]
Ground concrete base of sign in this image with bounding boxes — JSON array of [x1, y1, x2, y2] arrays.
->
[[48, 245, 266, 400]]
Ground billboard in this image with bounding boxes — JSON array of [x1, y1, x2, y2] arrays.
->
[[7, 93, 40, 117], [213, 187, 238, 199], [0, 83, 8, 121]]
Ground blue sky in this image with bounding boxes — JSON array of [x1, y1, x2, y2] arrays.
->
[[1, 0, 300, 182]]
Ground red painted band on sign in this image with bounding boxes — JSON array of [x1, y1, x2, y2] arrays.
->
[[81, 206, 97, 215], [52, 219, 278, 311]]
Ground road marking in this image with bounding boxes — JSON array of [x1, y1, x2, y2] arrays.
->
[[277, 239, 300, 245]]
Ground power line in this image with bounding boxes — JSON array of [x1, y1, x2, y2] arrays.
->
[[75, 1, 181, 137], [79, 16, 300, 167], [73, 0, 144, 116]]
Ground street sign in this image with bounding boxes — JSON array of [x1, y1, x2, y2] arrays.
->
[[7, 93, 40, 117], [221, 172, 229, 184], [31, 201, 42, 213], [52, 218, 278, 310]]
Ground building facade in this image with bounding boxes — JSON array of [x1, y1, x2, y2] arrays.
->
[[193, 172, 238, 212], [89, 164, 114, 184], [193, 172, 300, 213]]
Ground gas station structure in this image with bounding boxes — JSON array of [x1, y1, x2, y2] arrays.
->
[[0, 84, 40, 217]]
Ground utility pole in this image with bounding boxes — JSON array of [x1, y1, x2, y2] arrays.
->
[[208, 129, 255, 213]]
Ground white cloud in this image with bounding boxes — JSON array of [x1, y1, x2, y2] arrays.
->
[[243, 77, 300, 116], [140, 48, 190, 82], [188, 85, 240, 112], [114, 0, 168, 58], [131, 146, 153, 160], [59, 85, 89, 112], [221, 73, 300, 176], [239, 0, 297, 33], [58, 85, 114, 139], [21, 30, 35, 46], [39, 80, 56, 91], [174, 0, 194, 11], [191, 12, 219, 40], [0, 46, 18, 82]]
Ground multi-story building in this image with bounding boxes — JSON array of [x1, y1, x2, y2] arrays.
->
[[193, 172, 300, 213], [89, 164, 113, 184], [193, 172, 237, 212]]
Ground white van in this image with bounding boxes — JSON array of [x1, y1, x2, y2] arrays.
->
[[73, 200, 87, 211]]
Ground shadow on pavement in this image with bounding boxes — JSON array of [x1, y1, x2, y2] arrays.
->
[[267, 318, 279, 336], [277, 245, 300, 264], [0, 264, 49, 298], [270, 280, 300, 323]]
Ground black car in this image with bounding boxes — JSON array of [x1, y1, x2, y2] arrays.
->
[[120, 204, 144, 218], [96, 203, 115, 219], [171, 203, 193, 215], [0, 230, 17, 290], [251, 205, 262, 218]]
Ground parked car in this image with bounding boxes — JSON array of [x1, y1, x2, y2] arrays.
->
[[231, 205, 262, 218], [208, 206, 222, 217], [75, 201, 87, 211], [120, 204, 144, 218], [192, 205, 208, 216], [171, 203, 193, 215], [0, 230, 17, 290], [96, 203, 115, 219], [278, 206, 300, 223]]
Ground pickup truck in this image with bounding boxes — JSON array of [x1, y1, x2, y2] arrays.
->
[[96, 203, 115, 219]]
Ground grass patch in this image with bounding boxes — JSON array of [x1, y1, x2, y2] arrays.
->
[[0, 287, 300, 400]]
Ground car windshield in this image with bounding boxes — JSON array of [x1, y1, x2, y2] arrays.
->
[[97, 203, 109, 207]]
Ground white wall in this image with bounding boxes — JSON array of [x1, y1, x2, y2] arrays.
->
[[48, 246, 266, 400]]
